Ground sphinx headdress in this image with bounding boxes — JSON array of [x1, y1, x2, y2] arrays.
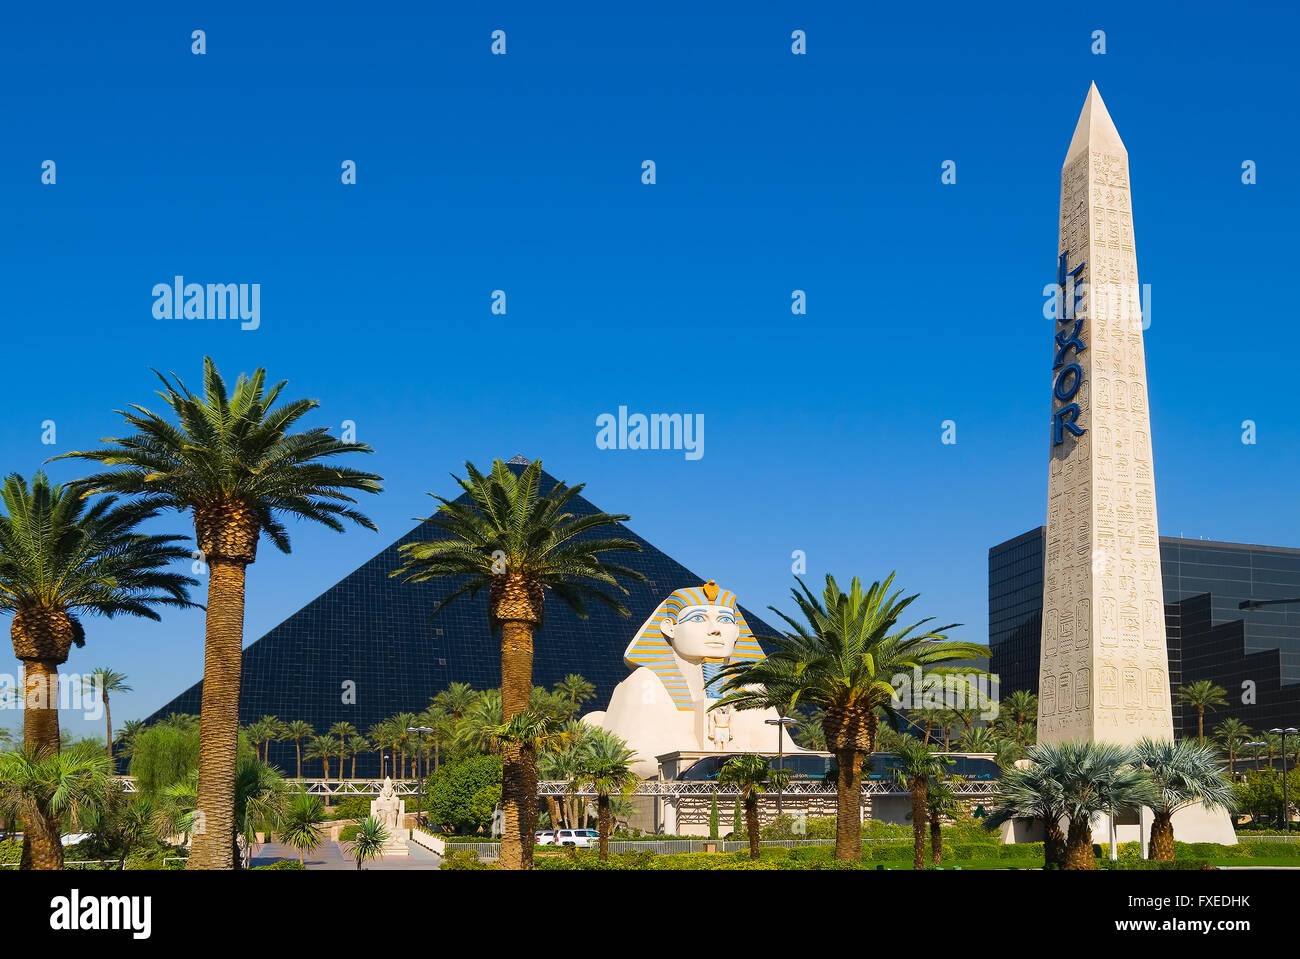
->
[[622, 580, 765, 712]]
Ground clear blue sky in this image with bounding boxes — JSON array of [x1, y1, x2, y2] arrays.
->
[[2, 2, 1296, 738]]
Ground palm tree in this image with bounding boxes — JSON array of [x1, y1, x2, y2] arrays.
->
[[388, 713, 417, 778], [793, 707, 827, 750], [890, 739, 953, 869], [718, 754, 793, 860], [554, 674, 596, 718], [280, 792, 326, 865], [244, 718, 274, 762], [0, 475, 194, 869], [283, 721, 314, 778], [985, 757, 1067, 867], [926, 774, 963, 866], [329, 722, 358, 778], [347, 736, 370, 779], [233, 757, 291, 867], [958, 726, 997, 753], [113, 719, 146, 759], [417, 706, 451, 774], [58, 357, 383, 869], [1177, 680, 1228, 744], [347, 815, 389, 870], [83, 668, 132, 760], [575, 729, 639, 860], [0, 742, 114, 869], [368, 721, 399, 777], [999, 690, 1038, 744], [1033, 741, 1158, 870], [306, 735, 340, 780], [0, 473, 194, 759], [1133, 738, 1237, 861], [392, 458, 644, 870], [716, 573, 985, 861], [1214, 718, 1252, 775], [432, 682, 477, 721], [936, 709, 958, 751], [0, 728, 11, 748], [992, 736, 1028, 769], [912, 707, 947, 746]]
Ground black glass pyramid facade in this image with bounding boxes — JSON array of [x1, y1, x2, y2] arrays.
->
[[143, 462, 778, 777]]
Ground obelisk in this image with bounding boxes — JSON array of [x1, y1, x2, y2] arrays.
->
[[1037, 84, 1173, 746]]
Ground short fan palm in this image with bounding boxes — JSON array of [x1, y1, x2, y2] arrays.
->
[[1133, 737, 1237, 860]]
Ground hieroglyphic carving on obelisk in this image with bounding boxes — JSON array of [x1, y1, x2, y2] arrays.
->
[[1037, 83, 1173, 746]]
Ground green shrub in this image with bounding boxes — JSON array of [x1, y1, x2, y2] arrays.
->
[[1243, 840, 1300, 858], [253, 859, 306, 870], [441, 849, 491, 870], [329, 797, 372, 820], [338, 824, 361, 843], [426, 756, 502, 834]]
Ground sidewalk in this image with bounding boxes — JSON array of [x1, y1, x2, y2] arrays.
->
[[250, 840, 442, 871]]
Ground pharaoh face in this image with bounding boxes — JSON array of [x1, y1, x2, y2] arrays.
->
[[660, 604, 741, 660]]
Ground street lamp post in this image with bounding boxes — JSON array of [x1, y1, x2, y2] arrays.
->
[[1268, 727, 1299, 832], [764, 716, 799, 818], [407, 726, 434, 828]]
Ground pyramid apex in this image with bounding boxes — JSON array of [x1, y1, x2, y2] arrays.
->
[[1064, 82, 1125, 166], [506, 454, 531, 465]]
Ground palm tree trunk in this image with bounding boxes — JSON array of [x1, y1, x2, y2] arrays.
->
[[597, 794, 611, 860], [352, 755, 358, 778], [911, 783, 927, 870], [833, 748, 865, 861], [296, 741, 303, 779], [1045, 819, 1067, 868], [105, 693, 113, 760], [498, 619, 536, 870], [187, 558, 248, 870], [20, 659, 64, 871], [929, 808, 943, 866], [1149, 810, 1176, 861], [546, 796, 562, 832], [25, 811, 64, 870], [21, 659, 61, 755], [1064, 818, 1096, 870], [1197, 706, 1205, 745], [745, 795, 761, 859]]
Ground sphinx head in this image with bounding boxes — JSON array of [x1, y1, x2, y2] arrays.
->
[[658, 580, 741, 661]]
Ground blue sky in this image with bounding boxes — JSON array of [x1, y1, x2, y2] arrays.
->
[[2, 2, 1297, 737]]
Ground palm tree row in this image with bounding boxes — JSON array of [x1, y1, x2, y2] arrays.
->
[[0, 358, 383, 870]]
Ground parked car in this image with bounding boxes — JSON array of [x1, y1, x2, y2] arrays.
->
[[535, 831, 557, 846], [553, 829, 599, 847]]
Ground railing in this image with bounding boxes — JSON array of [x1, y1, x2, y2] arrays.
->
[[409, 828, 445, 856], [450, 837, 868, 860], [536, 779, 998, 797], [115, 776, 421, 797], [114, 776, 995, 799]]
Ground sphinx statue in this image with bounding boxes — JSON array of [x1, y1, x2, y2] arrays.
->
[[583, 580, 804, 779]]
